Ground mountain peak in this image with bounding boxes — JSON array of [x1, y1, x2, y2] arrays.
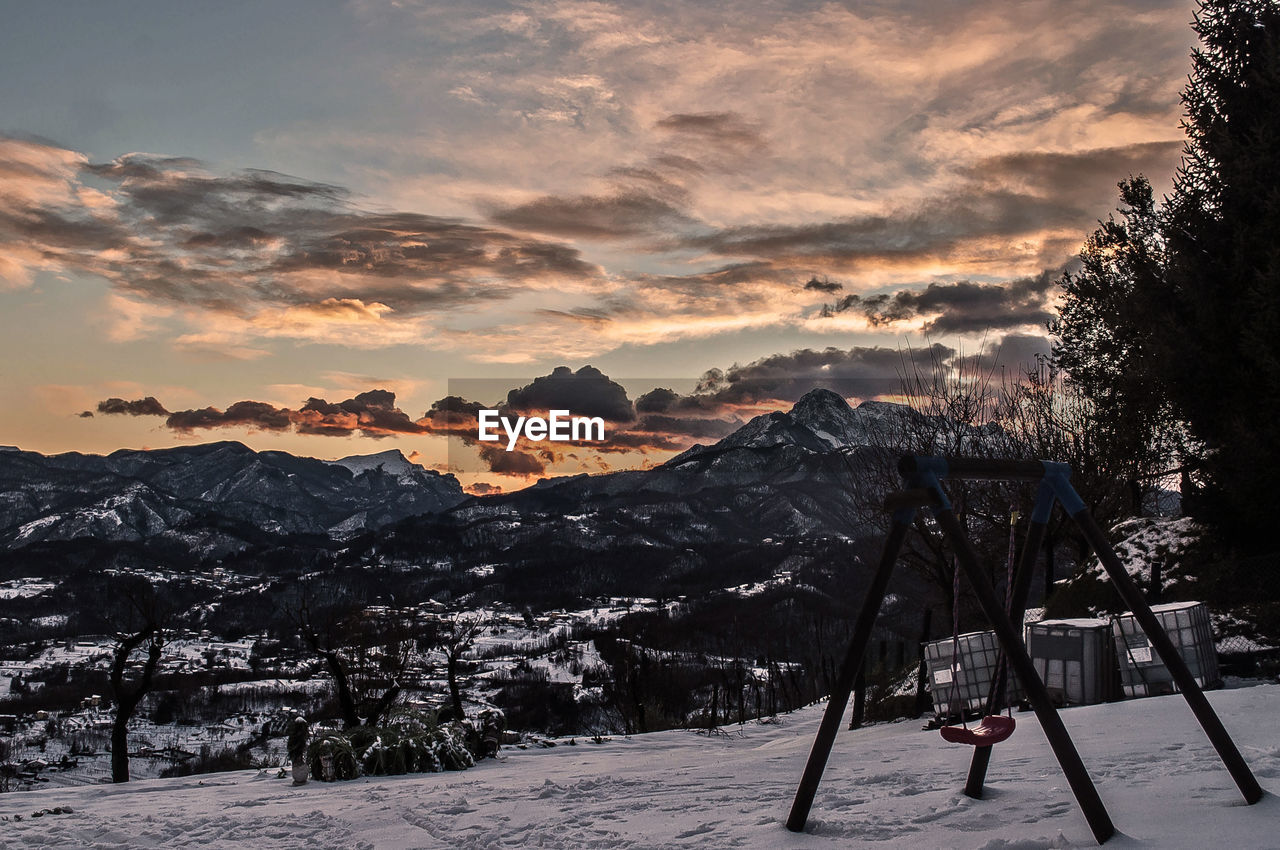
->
[[785, 388, 867, 449], [330, 449, 416, 477], [670, 387, 915, 461], [789, 388, 853, 420]]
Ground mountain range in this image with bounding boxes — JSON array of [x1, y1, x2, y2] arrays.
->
[[0, 441, 465, 555], [0, 390, 919, 602]]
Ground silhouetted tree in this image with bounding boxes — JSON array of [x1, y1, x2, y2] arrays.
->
[[439, 613, 483, 720], [288, 581, 420, 728], [1050, 176, 1184, 514], [1161, 0, 1280, 555], [108, 579, 166, 783]]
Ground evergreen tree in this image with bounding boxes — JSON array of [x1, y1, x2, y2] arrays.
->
[[1163, 0, 1280, 554], [1050, 176, 1181, 513]]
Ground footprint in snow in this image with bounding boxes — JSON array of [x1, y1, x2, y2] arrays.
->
[[674, 822, 719, 839]]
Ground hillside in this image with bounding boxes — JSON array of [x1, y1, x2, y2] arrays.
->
[[0, 442, 465, 555], [1, 682, 1276, 849]]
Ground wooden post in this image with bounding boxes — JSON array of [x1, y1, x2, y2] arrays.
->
[[934, 507, 1115, 845], [913, 608, 932, 718], [850, 667, 866, 730], [965, 480, 1054, 798], [1068, 504, 1262, 805], [786, 514, 913, 832]]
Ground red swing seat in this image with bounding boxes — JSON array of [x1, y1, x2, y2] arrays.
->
[[940, 714, 1016, 746]]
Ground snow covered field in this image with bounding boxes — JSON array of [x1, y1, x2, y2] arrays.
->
[[2, 682, 1277, 849]]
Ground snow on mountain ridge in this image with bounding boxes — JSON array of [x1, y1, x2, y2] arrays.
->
[[680, 388, 913, 459], [329, 449, 418, 477]]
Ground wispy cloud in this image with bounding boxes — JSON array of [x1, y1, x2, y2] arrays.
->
[[822, 267, 1066, 335], [2, 0, 1195, 369]]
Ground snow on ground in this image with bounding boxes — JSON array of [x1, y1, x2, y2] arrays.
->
[[0, 579, 55, 599], [2, 683, 1278, 849]]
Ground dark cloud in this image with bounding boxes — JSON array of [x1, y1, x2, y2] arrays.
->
[[94, 389, 433, 438], [961, 142, 1183, 195], [650, 154, 705, 175], [683, 190, 1077, 264], [267, 212, 595, 291], [804, 276, 843, 293], [958, 334, 1053, 374], [635, 387, 679, 413], [655, 112, 768, 157], [340, 389, 427, 434], [477, 444, 547, 476], [693, 344, 957, 404], [635, 387, 723, 414], [96, 396, 170, 417], [826, 267, 1063, 334], [422, 395, 485, 430], [535, 307, 612, 327], [166, 400, 294, 433], [504, 366, 636, 423], [484, 111, 768, 244], [292, 389, 429, 437], [2, 141, 601, 320], [486, 142, 699, 241], [487, 191, 694, 240], [680, 142, 1183, 268], [634, 261, 796, 296]]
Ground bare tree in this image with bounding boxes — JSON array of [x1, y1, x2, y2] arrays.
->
[[108, 580, 166, 783], [995, 359, 1172, 595], [439, 613, 483, 721], [288, 581, 421, 729], [854, 342, 1018, 626]]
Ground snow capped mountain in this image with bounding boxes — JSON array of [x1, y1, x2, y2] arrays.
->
[[329, 449, 418, 479], [1, 389, 908, 578], [0, 442, 465, 553], [671, 388, 915, 462], [398, 390, 901, 578]]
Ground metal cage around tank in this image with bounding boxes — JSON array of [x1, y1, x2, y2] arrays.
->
[[924, 630, 1024, 716], [1112, 601, 1220, 698], [1026, 618, 1116, 706]]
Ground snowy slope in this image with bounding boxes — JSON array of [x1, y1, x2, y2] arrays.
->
[[328, 449, 419, 478], [2, 683, 1277, 849]]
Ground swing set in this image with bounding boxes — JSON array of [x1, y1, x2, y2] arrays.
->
[[786, 455, 1264, 845], [937, 508, 1020, 747]]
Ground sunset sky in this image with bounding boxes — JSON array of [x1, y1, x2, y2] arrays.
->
[[0, 0, 1200, 490]]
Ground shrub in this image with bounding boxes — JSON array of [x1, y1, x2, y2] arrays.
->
[[308, 734, 359, 782], [306, 718, 476, 781]]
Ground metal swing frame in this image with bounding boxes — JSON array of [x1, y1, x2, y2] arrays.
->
[[785, 455, 1263, 845]]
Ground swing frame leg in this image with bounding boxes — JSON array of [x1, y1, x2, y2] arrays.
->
[[965, 482, 1054, 799], [1068, 506, 1263, 805], [934, 507, 1116, 845], [786, 513, 913, 833]]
